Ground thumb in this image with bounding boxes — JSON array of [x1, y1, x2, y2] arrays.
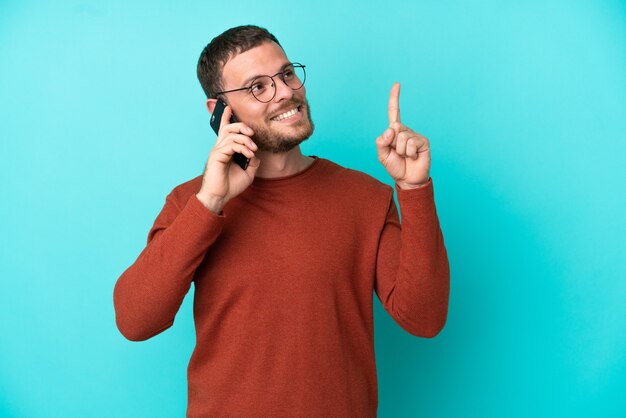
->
[[375, 128, 395, 161], [377, 128, 395, 146], [246, 156, 261, 178]]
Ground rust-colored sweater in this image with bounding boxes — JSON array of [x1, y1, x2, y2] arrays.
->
[[113, 156, 449, 418]]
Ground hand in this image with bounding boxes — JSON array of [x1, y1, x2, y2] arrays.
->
[[196, 105, 261, 213], [375, 82, 431, 189]]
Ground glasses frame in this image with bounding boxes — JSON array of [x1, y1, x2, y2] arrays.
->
[[214, 62, 306, 103]]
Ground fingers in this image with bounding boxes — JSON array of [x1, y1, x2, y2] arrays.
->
[[375, 128, 395, 162], [396, 130, 409, 157], [377, 128, 429, 160], [220, 129, 256, 147], [217, 121, 255, 144], [213, 105, 257, 165], [396, 130, 425, 157], [390, 121, 408, 134], [401, 133, 429, 159], [230, 143, 256, 159], [214, 141, 255, 161], [211, 129, 258, 168], [218, 133, 257, 157], [218, 105, 254, 135], [388, 82, 401, 124], [406, 138, 418, 159]]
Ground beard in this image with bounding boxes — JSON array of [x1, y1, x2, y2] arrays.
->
[[247, 99, 315, 153]]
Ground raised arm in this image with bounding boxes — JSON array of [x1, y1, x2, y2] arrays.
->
[[374, 180, 450, 337], [373, 82, 449, 337]]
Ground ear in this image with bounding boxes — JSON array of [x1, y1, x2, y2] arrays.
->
[[206, 98, 217, 115]]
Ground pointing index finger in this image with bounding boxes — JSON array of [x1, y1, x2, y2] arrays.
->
[[388, 82, 401, 124]]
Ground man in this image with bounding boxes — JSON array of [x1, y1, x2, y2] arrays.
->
[[113, 25, 450, 418]]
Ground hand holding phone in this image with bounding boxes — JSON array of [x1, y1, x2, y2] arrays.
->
[[196, 100, 259, 214], [210, 99, 251, 170]]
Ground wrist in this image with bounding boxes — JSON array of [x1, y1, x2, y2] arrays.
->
[[396, 177, 431, 190], [195, 193, 225, 215]]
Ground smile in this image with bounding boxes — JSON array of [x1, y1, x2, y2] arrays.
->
[[271, 106, 301, 121]]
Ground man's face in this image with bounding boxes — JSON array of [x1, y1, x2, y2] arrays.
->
[[218, 41, 314, 153]]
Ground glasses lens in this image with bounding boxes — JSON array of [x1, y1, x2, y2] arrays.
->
[[250, 65, 307, 102], [250, 76, 275, 102], [283, 64, 306, 90]]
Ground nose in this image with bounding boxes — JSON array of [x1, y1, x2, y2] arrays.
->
[[272, 76, 294, 102]]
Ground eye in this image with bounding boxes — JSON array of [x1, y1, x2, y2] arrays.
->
[[282, 68, 295, 79], [250, 82, 266, 95]]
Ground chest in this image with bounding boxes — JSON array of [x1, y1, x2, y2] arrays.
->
[[193, 189, 376, 302]]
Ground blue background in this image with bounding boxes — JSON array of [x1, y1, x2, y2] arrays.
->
[[1, 0, 625, 417]]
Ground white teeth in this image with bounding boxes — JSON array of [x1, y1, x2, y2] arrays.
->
[[272, 107, 298, 121]]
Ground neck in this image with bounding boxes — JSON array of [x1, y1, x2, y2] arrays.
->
[[254, 146, 313, 179]]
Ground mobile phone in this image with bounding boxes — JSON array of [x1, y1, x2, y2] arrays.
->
[[210, 99, 250, 170]]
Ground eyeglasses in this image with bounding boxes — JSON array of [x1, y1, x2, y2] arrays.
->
[[215, 62, 306, 103]]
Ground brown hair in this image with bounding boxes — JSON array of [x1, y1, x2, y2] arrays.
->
[[197, 25, 282, 99]]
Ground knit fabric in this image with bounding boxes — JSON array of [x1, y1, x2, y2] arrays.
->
[[113, 156, 449, 417]]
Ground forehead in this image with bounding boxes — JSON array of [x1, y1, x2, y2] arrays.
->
[[221, 41, 290, 88]]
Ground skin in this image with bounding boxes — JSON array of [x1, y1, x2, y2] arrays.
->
[[196, 42, 432, 214], [375, 82, 432, 190]]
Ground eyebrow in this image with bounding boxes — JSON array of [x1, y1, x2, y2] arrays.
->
[[240, 62, 292, 87]]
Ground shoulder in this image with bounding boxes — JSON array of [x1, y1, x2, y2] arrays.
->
[[165, 175, 203, 210], [317, 157, 393, 197], [315, 157, 394, 211]]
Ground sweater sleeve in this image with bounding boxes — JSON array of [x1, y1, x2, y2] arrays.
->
[[113, 193, 225, 341], [374, 178, 450, 338]]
